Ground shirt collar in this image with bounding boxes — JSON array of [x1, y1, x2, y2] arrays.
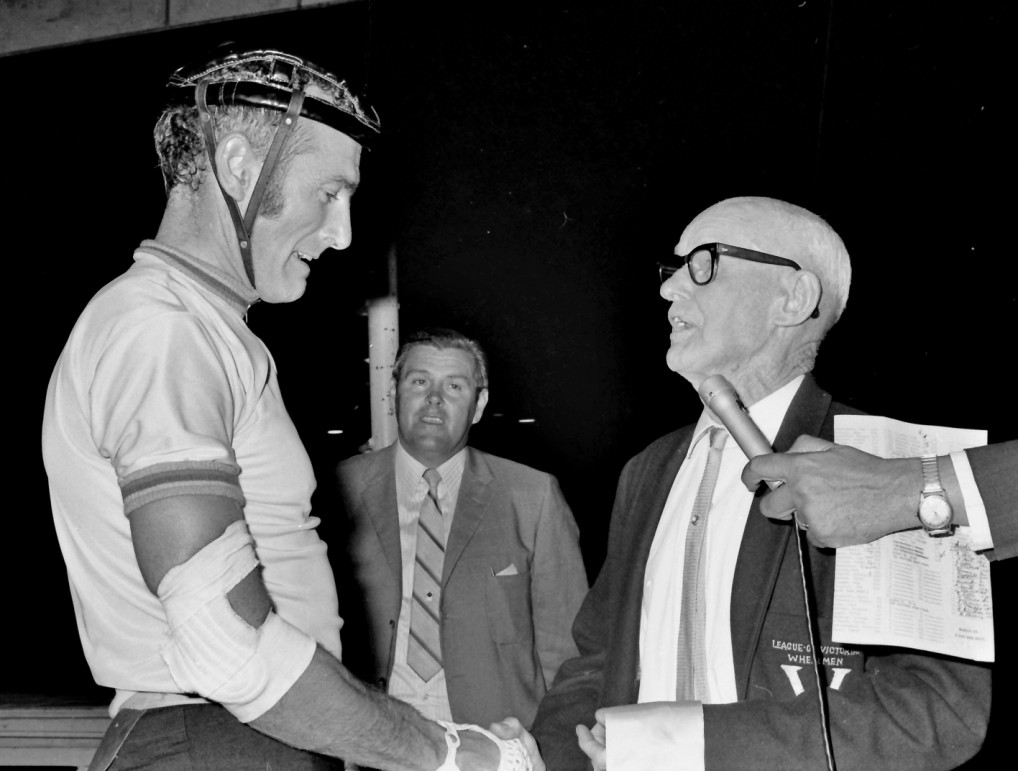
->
[[136, 239, 259, 316], [394, 439, 467, 495]]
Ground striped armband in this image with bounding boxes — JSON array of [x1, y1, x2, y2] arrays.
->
[[120, 460, 245, 516]]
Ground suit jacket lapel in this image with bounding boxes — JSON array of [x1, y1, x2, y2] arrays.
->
[[627, 432, 695, 590], [443, 447, 494, 583], [730, 375, 833, 696], [361, 445, 403, 589], [608, 428, 695, 703]]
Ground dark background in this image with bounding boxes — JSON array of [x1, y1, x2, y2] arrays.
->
[[1, 0, 1011, 767]]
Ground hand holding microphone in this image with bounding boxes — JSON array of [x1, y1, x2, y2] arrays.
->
[[698, 375, 777, 477], [741, 434, 837, 523], [744, 434, 926, 549]]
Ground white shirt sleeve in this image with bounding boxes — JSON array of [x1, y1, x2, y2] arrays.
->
[[605, 701, 704, 771], [951, 451, 993, 551]]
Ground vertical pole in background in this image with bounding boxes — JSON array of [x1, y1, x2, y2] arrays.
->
[[367, 245, 399, 449]]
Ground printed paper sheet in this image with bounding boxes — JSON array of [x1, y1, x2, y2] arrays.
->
[[831, 415, 993, 662]]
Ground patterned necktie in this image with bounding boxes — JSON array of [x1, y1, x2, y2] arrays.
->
[[407, 468, 445, 681], [675, 426, 728, 701]]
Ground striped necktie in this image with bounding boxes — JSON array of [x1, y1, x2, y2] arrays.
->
[[407, 468, 445, 681], [675, 426, 728, 701]]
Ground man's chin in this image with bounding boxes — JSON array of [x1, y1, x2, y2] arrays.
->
[[665, 354, 708, 388], [664, 349, 691, 376], [259, 287, 307, 304], [401, 433, 460, 467], [258, 269, 309, 303], [409, 429, 451, 449]]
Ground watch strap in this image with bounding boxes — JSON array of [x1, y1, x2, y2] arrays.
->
[[921, 455, 944, 493]]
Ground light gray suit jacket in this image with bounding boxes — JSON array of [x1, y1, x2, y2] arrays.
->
[[336, 444, 588, 728]]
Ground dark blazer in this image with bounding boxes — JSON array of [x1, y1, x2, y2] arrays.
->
[[532, 375, 991, 770], [336, 444, 588, 728], [967, 441, 1018, 561]]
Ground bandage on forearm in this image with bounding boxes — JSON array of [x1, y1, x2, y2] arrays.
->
[[157, 520, 316, 722]]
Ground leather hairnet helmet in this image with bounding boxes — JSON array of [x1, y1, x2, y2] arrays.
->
[[164, 45, 380, 290]]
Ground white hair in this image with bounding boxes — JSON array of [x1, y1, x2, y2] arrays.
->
[[691, 196, 852, 328]]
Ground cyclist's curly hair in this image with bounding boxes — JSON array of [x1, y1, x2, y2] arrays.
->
[[153, 103, 313, 212]]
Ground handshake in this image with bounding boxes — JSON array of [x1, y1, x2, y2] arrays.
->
[[429, 713, 607, 770], [433, 718, 544, 771]]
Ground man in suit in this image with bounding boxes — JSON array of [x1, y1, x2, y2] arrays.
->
[[337, 328, 588, 730], [743, 436, 1017, 558], [531, 197, 990, 770]]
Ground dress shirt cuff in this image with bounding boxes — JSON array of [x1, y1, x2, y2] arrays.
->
[[605, 701, 704, 771], [951, 451, 993, 550]]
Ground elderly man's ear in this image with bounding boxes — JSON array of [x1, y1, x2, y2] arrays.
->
[[775, 270, 823, 327]]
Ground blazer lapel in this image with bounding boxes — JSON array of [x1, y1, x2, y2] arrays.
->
[[626, 432, 695, 586], [361, 445, 403, 588], [730, 375, 833, 696], [442, 447, 494, 583], [607, 428, 694, 703]]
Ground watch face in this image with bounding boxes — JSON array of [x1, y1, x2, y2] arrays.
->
[[919, 494, 953, 529]]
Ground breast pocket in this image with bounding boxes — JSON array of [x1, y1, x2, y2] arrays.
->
[[485, 569, 533, 644]]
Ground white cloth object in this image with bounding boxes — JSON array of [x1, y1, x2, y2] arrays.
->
[[951, 450, 993, 550], [434, 721, 532, 771], [158, 520, 316, 722], [605, 702, 704, 771]]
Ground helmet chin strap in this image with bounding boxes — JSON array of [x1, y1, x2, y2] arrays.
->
[[195, 82, 306, 293]]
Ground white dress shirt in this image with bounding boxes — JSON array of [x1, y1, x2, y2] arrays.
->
[[607, 375, 804, 770], [387, 441, 467, 721]]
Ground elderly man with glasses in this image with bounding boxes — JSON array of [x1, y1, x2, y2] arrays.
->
[[531, 196, 990, 771]]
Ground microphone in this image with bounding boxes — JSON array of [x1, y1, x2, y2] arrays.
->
[[697, 374, 781, 490]]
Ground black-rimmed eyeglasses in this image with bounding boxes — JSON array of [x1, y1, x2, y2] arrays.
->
[[658, 242, 820, 319]]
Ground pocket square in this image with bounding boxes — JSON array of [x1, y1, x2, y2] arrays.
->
[[495, 563, 519, 577]]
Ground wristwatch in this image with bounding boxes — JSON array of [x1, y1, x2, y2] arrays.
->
[[917, 455, 954, 537]]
